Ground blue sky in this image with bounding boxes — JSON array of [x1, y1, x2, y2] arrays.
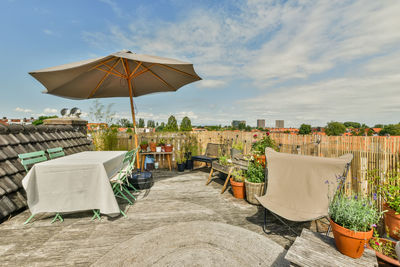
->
[[1, 0, 400, 127]]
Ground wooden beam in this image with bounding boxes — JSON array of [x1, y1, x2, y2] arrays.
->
[[88, 59, 120, 98]]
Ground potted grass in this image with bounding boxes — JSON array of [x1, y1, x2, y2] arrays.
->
[[140, 140, 148, 151], [244, 162, 265, 205], [230, 169, 246, 199], [175, 146, 186, 172], [328, 188, 382, 259], [368, 170, 400, 240]]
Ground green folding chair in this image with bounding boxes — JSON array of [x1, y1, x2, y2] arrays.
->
[[47, 147, 65, 159], [19, 151, 63, 224]]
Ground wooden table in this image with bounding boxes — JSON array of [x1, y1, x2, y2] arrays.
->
[[285, 228, 377, 266], [140, 151, 173, 171]]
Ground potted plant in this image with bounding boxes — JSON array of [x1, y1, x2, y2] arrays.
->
[[140, 140, 148, 151], [231, 140, 244, 158], [328, 188, 381, 259], [175, 146, 186, 172], [164, 138, 173, 152], [149, 140, 157, 152], [230, 169, 246, 199], [368, 170, 400, 240], [156, 139, 165, 152], [244, 162, 265, 205], [367, 229, 400, 266], [251, 135, 277, 166]]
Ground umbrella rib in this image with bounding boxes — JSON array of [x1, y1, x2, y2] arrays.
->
[[128, 62, 143, 79], [88, 59, 120, 98], [130, 64, 155, 79], [155, 63, 200, 79], [95, 67, 125, 78], [101, 62, 125, 77], [146, 68, 176, 91], [89, 57, 117, 71]]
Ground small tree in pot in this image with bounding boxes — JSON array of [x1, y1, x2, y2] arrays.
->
[[244, 162, 265, 205]]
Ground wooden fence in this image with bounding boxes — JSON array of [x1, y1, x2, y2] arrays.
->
[[92, 131, 400, 196]]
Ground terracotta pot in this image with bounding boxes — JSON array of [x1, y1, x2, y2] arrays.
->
[[149, 142, 156, 152], [230, 177, 245, 199], [164, 144, 173, 152], [330, 219, 373, 259], [140, 144, 148, 151], [253, 154, 266, 167], [384, 203, 400, 240], [366, 237, 400, 266]]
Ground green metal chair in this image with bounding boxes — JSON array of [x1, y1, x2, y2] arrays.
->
[[47, 147, 65, 159], [18, 151, 64, 224]]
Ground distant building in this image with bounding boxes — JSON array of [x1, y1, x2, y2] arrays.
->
[[257, 119, 265, 128], [232, 120, 246, 128], [0, 117, 34, 125], [275, 120, 284, 128]]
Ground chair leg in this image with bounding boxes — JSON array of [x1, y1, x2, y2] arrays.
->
[[269, 210, 299, 236], [114, 187, 133, 205], [51, 213, 63, 224], [123, 186, 136, 201], [24, 214, 35, 225], [120, 209, 127, 218], [262, 208, 271, 234], [91, 209, 101, 221]]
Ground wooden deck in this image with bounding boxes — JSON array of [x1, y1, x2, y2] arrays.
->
[[0, 169, 329, 266]]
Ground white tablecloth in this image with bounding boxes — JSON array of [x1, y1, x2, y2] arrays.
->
[[22, 151, 127, 216]]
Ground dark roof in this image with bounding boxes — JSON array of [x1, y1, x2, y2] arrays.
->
[[0, 124, 92, 222]]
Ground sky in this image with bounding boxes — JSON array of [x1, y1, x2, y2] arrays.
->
[[0, 0, 399, 127]]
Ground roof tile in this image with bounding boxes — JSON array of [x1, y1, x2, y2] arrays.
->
[[9, 159, 25, 172], [0, 196, 17, 217], [9, 173, 24, 188], [12, 144, 28, 155], [6, 134, 20, 145], [0, 176, 18, 193], [0, 150, 7, 161], [1, 146, 18, 159], [8, 191, 26, 210], [0, 135, 9, 147], [0, 186, 5, 197], [0, 160, 19, 176], [32, 132, 45, 142], [14, 133, 30, 144]]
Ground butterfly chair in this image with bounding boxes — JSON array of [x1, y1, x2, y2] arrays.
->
[[19, 151, 63, 224], [255, 148, 353, 236]]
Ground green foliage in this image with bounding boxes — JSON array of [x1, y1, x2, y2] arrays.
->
[[101, 130, 118, 151], [344, 122, 361, 128], [89, 99, 115, 125], [379, 124, 400, 136], [126, 128, 132, 133], [117, 118, 132, 128], [232, 140, 244, 151], [238, 122, 246, 130], [329, 192, 381, 232], [158, 138, 166, 146], [140, 140, 148, 145], [165, 115, 178, 132], [32, 116, 57, 125], [325, 121, 346, 136], [138, 118, 145, 128], [369, 235, 398, 260], [374, 124, 384, 128], [180, 116, 192, 131], [252, 136, 277, 155], [368, 170, 400, 213], [147, 120, 156, 128], [156, 122, 165, 132], [299, 124, 311, 135], [183, 134, 198, 157], [218, 155, 232, 166], [232, 169, 245, 182], [245, 162, 265, 183]]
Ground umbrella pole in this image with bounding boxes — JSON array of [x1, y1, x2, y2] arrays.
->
[[127, 82, 140, 170]]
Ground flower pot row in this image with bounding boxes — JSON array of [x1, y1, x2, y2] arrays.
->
[[140, 143, 173, 152]]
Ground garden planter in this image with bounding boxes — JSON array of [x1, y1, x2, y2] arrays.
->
[[164, 144, 173, 152], [367, 237, 400, 266], [329, 219, 373, 259], [253, 155, 266, 167], [230, 178, 245, 199], [185, 159, 193, 170], [140, 144, 148, 151], [230, 148, 242, 158], [384, 203, 400, 240], [244, 180, 265, 205], [128, 171, 154, 190], [177, 163, 185, 172], [149, 142, 156, 152]]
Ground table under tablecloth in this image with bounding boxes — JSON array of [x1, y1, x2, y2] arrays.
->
[[22, 151, 127, 216]]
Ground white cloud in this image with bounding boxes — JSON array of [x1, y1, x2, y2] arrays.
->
[[196, 80, 226, 88], [43, 29, 53, 35], [43, 108, 58, 114], [99, 0, 123, 18], [15, 107, 32, 113]]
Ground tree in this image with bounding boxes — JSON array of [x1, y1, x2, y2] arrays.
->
[[299, 124, 311, 135], [374, 124, 384, 128], [117, 118, 132, 128], [180, 116, 192, 131], [325, 121, 346, 136], [32, 115, 58, 125], [147, 120, 155, 128], [379, 124, 400, 136], [165, 115, 178, 131], [238, 122, 246, 130], [156, 122, 165, 132], [89, 99, 115, 125], [138, 118, 145, 128], [343, 122, 361, 128]]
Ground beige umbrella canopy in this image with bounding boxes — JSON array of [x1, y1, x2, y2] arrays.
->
[[29, 50, 202, 168]]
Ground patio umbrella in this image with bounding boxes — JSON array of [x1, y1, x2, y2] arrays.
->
[[29, 50, 202, 168]]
